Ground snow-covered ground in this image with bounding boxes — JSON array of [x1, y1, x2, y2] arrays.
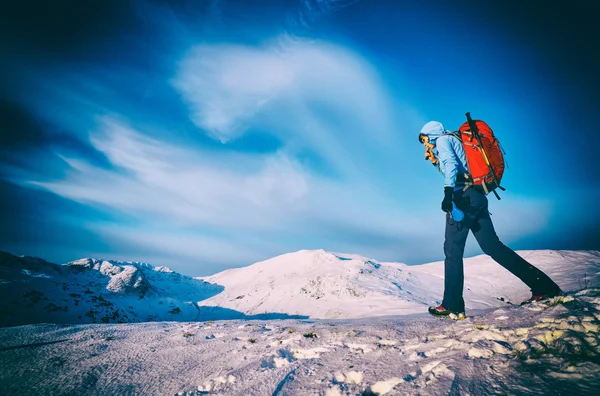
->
[[1, 249, 600, 394], [1, 290, 599, 395]]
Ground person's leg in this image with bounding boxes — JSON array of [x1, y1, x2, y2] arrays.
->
[[441, 218, 469, 312], [440, 190, 479, 313], [471, 192, 561, 295]]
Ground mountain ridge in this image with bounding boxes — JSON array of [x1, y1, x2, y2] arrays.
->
[[1, 248, 599, 326]]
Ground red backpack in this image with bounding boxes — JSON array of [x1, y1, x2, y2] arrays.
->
[[455, 113, 506, 199]]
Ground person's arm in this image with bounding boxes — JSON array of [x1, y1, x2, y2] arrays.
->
[[436, 135, 459, 188]]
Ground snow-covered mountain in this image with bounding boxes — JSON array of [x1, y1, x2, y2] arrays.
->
[[197, 249, 439, 319], [0, 252, 228, 327], [1, 249, 599, 326], [197, 249, 600, 319]]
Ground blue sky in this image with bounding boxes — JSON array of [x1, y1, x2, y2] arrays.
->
[[1, 0, 599, 276]]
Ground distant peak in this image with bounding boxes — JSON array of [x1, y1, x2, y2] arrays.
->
[[293, 248, 328, 254], [153, 266, 174, 273], [67, 258, 98, 266], [67, 257, 159, 270]]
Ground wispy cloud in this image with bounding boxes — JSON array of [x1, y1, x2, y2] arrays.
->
[[173, 43, 294, 143], [172, 37, 399, 147], [33, 117, 311, 231]]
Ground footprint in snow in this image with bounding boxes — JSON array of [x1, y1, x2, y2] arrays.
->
[[261, 356, 291, 369], [261, 349, 295, 369]]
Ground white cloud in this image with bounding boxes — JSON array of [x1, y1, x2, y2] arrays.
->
[[172, 38, 399, 150], [34, 117, 310, 231], [173, 44, 294, 142]]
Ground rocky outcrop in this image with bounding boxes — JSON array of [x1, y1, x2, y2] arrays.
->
[[106, 266, 150, 295]]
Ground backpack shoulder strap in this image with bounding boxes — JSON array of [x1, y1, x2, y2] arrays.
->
[[439, 131, 462, 144], [447, 131, 461, 140]]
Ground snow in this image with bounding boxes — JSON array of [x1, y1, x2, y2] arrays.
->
[[1, 248, 600, 394], [106, 266, 150, 294], [195, 249, 600, 319], [0, 251, 224, 327], [20, 269, 53, 278], [467, 347, 494, 359], [1, 290, 599, 394], [343, 370, 364, 384], [3, 249, 600, 326], [370, 377, 404, 394]]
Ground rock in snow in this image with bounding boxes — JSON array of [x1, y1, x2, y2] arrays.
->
[[106, 266, 150, 294]]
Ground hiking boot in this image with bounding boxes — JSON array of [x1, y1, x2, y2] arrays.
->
[[428, 305, 467, 320], [520, 289, 564, 305]]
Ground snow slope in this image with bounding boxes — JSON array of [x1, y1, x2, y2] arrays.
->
[[1, 289, 599, 395], [197, 249, 600, 319], [197, 249, 441, 319], [0, 252, 234, 327]]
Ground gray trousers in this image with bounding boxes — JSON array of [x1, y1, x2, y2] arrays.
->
[[442, 187, 560, 312]]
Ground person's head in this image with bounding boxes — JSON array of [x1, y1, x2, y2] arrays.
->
[[419, 121, 445, 166], [419, 121, 445, 143]]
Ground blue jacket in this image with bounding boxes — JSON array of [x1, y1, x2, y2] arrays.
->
[[420, 121, 469, 190]]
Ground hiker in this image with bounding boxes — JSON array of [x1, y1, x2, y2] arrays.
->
[[419, 119, 562, 320]]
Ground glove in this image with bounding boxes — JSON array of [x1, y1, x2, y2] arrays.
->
[[441, 186, 454, 213]]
